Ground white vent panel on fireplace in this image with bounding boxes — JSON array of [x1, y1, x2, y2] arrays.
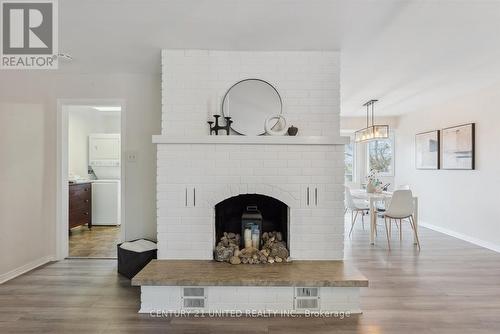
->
[[181, 287, 206, 309], [294, 287, 320, 310]]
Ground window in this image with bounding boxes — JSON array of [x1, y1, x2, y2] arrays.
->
[[345, 142, 354, 182], [367, 138, 394, 176]]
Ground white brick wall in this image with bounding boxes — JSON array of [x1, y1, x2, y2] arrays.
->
[[161, 50, 340, 136], [156, 143, 345, 261], [157, 49, 345, 261]]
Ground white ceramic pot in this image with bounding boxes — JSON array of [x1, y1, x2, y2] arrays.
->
[[264, 114, 288, 136]]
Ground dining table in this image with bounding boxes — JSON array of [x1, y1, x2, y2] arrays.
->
[[350, 189, 419, 245]]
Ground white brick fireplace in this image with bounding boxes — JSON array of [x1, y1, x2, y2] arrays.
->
[[156, 49, 346, 261], [137, 50, 367, 314], [156, 141, 346, 260]]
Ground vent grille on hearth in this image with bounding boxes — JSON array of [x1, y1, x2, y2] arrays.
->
[[182, 287, 206, 309], [294, 287, 320, 310]]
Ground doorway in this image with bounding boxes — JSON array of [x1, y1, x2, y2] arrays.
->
[[57, 100, 126, 259]]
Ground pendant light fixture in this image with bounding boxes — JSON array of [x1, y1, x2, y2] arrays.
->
[[354, 99, 389, 143]]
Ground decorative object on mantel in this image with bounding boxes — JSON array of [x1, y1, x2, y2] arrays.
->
[[416, 130, 440, 170], [207, 114, 232, 135], [441, 123, 475, 170], [354, 99, 389, 143], [366, 169, 382, 193], [287, 125, 298, 136], [222, 78, 283, 136], [264, 114, 288, 136], [214, 231, 290, 265]]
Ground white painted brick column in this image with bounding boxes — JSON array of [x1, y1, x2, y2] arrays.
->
[[157, 49, 344, 261]]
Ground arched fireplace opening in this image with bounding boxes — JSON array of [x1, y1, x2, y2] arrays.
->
[[214, 194, 289, 264]]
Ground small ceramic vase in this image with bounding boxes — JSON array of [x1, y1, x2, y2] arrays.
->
[[287, 125, 298, 136], [265, 115, 288, 136]]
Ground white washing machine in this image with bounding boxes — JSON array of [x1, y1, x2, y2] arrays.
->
[[92, 179, 121, 225], [89, 134, 121, 226]]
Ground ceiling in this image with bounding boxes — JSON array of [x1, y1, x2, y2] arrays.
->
[[57, 0, 500, 116]]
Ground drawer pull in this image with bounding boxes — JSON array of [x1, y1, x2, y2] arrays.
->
[[84, 199, 89, 203], [84, 212, 89, 216]]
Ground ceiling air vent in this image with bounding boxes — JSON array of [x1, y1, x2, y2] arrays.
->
[[294, 287, 320, 310], [182, 287, 206, 309]]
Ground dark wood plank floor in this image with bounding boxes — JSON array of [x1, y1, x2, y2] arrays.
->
[[2, 223, 500, 333]]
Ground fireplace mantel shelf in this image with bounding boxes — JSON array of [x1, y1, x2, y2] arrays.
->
[[152, 135, 349, 145]]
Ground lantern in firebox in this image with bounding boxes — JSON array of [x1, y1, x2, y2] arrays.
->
[[241, 206, 262, 249]]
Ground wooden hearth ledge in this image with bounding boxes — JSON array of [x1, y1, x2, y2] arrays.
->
[[132, 260, 368, 287]]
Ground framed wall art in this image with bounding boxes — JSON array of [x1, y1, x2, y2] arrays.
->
[[416, 130, 440, 170], [440, 123, 475, 170]]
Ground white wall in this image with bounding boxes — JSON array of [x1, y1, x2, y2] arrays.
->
[[0, 103, 53, 283], [395, 83, 500, 251], [68, 106, 121, 178], [0, 71, 160, 281], [162, 50, 341, 136]]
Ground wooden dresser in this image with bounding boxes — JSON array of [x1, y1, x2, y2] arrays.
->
[[69, 182, 92, 230]]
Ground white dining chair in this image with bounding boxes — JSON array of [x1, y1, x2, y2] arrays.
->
[[345, 187, 369, 237], [387, 185, 410, 235], [376, 186, 411, 237], [382, 189, 421, 250]]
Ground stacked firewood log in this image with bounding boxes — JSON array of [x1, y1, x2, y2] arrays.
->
[[214, 231, 290, 265]]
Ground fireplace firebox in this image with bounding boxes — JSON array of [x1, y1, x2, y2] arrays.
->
[[214, 194, 289, 264], [215, 194, 288, 246]]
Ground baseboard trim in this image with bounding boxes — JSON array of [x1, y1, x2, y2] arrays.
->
[[0, 255, 54, 284], [419, 221, 500, 253]]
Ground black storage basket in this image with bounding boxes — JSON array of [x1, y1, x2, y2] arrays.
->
[[117, 239, 157, 279]]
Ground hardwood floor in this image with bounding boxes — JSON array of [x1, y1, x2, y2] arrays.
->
[[69, 225, 120, 258], [2, 223, 500, 333]]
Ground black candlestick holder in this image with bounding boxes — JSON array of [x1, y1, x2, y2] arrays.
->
[[208, 115, 232, 135]]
